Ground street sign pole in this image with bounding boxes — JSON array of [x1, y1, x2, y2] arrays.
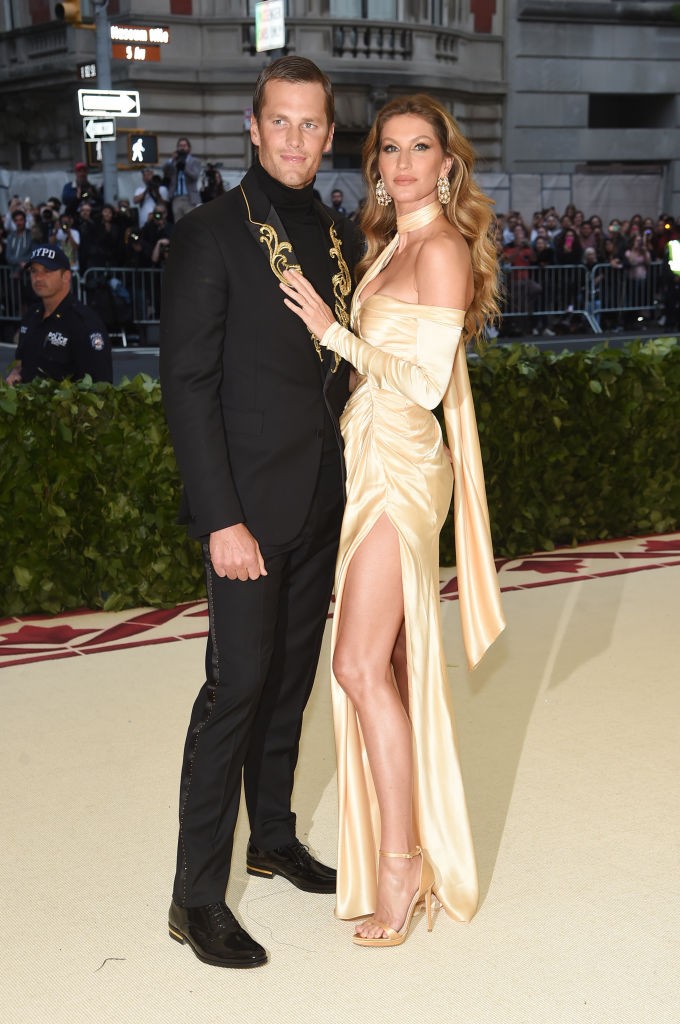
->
[[94, 0, 117, 204]]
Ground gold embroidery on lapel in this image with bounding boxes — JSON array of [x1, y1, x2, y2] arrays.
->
[[329, 223, 351, 333], [241, 184, 349, 372], [258, 223, 302, 283]]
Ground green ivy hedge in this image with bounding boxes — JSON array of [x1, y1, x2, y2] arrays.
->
[[2, 338, 679, 615], [0, 374, 204, 615]]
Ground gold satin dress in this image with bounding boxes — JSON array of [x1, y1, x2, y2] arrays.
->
[[321, 205, 505, 923]]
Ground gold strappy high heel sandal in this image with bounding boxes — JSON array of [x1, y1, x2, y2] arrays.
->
[[352, 846, 435, 947]]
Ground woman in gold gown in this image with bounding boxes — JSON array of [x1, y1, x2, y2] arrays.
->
[[281, 95, 505, 947]]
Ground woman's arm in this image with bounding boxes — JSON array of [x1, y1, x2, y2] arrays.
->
[[321, 318, 462, 410], [280, 248, 464, 410]]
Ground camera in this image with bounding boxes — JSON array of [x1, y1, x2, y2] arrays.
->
[[60, 221, 69, 231], [200, 162, 225, 204], [154, 211, 162, 220], [41, 207, 56, 223], [130, 231, 140, 243]]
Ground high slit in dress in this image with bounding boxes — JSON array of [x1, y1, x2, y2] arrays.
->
[[320, 214, 505, 923]]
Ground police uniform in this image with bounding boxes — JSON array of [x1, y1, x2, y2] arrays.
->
[[17, 287, 113, 383]]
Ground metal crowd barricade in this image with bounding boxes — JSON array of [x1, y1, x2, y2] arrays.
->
[[80, 266, 165, 346], [587, 260, 664, 331], [0, 265, 27, 324], [0, 265, 163, 347], [1, 260, 668, 345], [500, 263, 598, 332]]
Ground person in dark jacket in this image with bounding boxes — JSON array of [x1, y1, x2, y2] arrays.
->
[[160, 56, 361, 970], [5, 245, 111, 385]]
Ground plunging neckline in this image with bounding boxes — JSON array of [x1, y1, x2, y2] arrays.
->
[[356, 200, 446, 309]]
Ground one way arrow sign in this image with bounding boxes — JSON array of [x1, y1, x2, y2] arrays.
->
[[83, 116, 117, 142], [78, 89, 141, 117]]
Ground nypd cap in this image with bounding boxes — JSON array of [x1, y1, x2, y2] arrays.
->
[[26, 246, 71, 271]]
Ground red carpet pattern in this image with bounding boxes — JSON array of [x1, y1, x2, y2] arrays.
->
[[2, 533, 679, 669]]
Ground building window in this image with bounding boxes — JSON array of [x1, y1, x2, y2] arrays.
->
[[588, 94, 675, 130], [29, 0, 51, 23], [330, 0, 398, 17], [247, 0, 289, 12]]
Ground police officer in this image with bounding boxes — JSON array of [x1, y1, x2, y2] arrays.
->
[[5, 246, 112, 386]]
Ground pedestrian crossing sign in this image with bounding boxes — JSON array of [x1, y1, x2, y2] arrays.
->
[[126, 132, 158, 166]]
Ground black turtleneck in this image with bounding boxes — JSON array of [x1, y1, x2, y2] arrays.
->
[[252, 159, 337, 312], [252, 160, 344, 454]]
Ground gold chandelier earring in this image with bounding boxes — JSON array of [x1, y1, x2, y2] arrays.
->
[[437, 175, 451, 205], [375, 178, 393, 206]]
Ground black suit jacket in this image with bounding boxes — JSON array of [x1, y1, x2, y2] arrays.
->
[[160, 168, 361, 545]]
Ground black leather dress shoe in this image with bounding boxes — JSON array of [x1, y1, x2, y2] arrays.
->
[[168, 900, 267, 968], [246, 838, 337, 894]]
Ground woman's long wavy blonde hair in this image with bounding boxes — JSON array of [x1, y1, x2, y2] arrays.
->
[[357, 94, 499, 342]]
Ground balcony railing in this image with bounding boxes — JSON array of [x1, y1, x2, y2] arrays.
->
[[332, 24, 413, 59]]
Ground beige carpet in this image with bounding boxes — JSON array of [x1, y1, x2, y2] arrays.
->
[[2, 537, 679, 1024]]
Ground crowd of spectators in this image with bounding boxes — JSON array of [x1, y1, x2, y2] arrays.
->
[[498, 205, 676, 268], [0, 171, 359, 283], [2, 176, 679, 338], [0, 169, 178, 278], [496, 205, 680, 334]]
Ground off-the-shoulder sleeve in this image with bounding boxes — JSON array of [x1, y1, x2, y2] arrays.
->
[[321, 315, 462, 410]]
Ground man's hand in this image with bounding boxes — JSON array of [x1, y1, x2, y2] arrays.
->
[[5, 367, 22, 386], [209, 523, 267, 581]]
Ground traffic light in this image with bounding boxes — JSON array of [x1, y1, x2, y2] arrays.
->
[[55, 2, 82, 25]]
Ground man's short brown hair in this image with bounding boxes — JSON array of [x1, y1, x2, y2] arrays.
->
[[253, 56, 334, 128]]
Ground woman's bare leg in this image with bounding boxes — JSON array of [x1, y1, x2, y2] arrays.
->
[[333, 514, 420, 939]]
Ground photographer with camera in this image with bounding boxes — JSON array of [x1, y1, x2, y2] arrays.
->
[[162, 137, 202, 221], [199, 163, 226, 205], [139, 204, 174, 265], [134, 167, 170, 226], [55, 212, 80, 272], [151, 237, 171, 267], [4, 196, 34, 235], [61, 162, 101, 219], [33, 203, 60, 245], [75, 200, 98, 272]]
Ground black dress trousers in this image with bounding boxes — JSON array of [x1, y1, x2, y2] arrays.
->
[[173, 450, 344, 908]]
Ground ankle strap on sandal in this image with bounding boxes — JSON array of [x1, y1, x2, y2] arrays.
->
[[378, 845, 422, 859]]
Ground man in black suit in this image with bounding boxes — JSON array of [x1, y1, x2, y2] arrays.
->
[[160, 57, 360, 969]]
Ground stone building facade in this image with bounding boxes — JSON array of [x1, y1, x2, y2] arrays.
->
[[0, 0, 505, 175], [1, 1, 678, 217], [503, 0, 680, 217]]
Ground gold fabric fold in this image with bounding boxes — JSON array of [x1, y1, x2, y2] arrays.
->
[[442, 348, 506, 668]]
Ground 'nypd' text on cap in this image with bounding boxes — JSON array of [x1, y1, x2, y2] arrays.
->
[[27, 247, 71, 271]]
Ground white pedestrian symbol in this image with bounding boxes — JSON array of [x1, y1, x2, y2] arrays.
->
[[131, 138, 145, 162]]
